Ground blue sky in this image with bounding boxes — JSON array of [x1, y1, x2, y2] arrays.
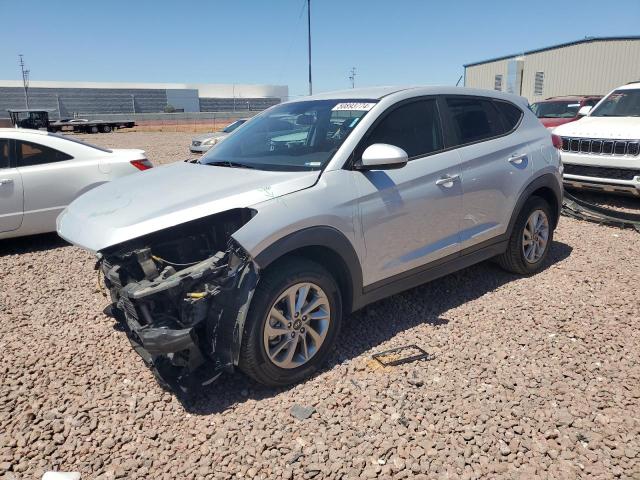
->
[[1, 0, 638, 98]]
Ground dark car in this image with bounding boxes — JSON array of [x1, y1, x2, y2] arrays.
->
[[530, 96, 602, 129]]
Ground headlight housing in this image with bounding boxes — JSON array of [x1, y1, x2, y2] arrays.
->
[[202, 137, 218, 146]]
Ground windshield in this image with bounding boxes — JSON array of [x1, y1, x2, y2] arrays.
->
[[200, 99, 377, 171], [530, 101, 581, 118], [222, 119, 246, 133], [591, 89, 640, 117]]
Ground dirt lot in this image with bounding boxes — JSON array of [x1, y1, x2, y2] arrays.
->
[[1, 131, 639, 479]]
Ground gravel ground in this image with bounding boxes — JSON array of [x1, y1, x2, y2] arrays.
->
[[1, 132, 640, 479]]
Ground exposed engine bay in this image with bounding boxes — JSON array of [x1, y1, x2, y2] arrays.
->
[[98, 208, 259, 392]]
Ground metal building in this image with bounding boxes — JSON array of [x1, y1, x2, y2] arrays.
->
[[0, 80, 288, 119], [464, 36, 640, 101]]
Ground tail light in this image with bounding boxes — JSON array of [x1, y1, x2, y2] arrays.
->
[[130, 159, 153, 171], [551, 134, 563, 150]]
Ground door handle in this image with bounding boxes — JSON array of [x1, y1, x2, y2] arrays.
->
[[435, 174, 460, 187], [0, 178, 14, 186], [508, 154, 528, 165]]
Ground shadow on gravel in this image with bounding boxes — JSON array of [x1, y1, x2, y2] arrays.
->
[[0, 232, 69, 257], [174, 241, 573, 414]]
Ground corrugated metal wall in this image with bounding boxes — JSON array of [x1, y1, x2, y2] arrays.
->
[[464, 59, 510, 92], [465, 39, 640, 101], [521, 39, 640, 100]]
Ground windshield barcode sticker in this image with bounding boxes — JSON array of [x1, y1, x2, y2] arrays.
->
[[332, 102, 376, 111]]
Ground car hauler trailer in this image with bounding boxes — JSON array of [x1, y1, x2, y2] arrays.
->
[[8, 110, 135, 133]]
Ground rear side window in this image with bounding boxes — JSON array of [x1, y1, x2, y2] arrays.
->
[[494, 100, 523, 133], [0, 140, 8, 168], [363, 99, 443, 158], [17, 141, 73, 167], [446, 97, 502, 145]]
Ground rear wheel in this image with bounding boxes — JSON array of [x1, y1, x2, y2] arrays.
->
[[497, 196, 553, 275], [90, 126, 99, 134], [101, 125, 112, 133], [239, 258, 342, 386]]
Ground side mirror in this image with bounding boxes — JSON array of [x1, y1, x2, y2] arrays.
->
[[578, 105, 592, 116], [356, 143, 408, 171]]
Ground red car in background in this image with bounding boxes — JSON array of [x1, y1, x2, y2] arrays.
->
[[530, 96, 602, 129]]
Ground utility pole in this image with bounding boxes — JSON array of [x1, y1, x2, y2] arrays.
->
[[307, 0, 312, 95], [18, 54, 30, 109], [349, 67, 357, 88]]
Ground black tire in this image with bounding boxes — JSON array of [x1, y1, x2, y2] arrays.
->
[[90, 126, 99, 134], [101, 125, 112, 133], [239, 257, 342, 387], [497, 196, 554, 275]]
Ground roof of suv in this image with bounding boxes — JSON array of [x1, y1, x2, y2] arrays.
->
[[298, 85, 528, 105]]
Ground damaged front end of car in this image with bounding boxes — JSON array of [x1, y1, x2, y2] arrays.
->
[[98, 208, 259, 392]]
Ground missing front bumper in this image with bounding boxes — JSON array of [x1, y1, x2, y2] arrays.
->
[[102, 246, 259, 392]]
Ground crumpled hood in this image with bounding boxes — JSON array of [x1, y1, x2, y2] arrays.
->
[[57, 162, 320, 252], [192, 132, 227, 142], [553, 116, 640, 139]]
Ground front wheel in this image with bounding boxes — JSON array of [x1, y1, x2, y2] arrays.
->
[[497, 196, 554, 275], [239, 258, 342, 387]]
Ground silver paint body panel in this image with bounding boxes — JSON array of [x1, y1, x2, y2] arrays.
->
[[57, 86, 560, 288]]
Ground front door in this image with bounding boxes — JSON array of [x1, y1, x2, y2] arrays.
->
[[0, 139, 24, 233], [353, 98, 463, 287]]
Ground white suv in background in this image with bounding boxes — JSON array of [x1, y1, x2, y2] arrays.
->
[[554, 81, 640, 196]]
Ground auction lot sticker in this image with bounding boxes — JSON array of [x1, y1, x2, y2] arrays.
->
[[332, 102, 376, 111]]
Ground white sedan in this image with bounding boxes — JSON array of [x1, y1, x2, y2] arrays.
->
[[0, 128, 153, 240]]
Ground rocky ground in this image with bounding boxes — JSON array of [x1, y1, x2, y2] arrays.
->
[[1, 132, 639, 479]]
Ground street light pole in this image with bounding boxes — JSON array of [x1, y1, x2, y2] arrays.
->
[[307, 0, 312, 95]]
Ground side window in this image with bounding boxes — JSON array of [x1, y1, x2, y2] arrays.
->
[[584, 99, 599, 107], [446, 97, 502, 145], [0, 140, 9, 169], [17, 141, 72, 167], [494, 100, 523, 133], [363, 99, 443, 158]]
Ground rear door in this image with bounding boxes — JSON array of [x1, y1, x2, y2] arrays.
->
[[15, 139, 81, 230], [442, 96, 527, 249], [353, 97, 464, 287], [0, 139, 24, 233]]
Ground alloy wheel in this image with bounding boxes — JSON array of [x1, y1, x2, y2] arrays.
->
[[263, 282, 331, 369], [522, 209, 550, 264]]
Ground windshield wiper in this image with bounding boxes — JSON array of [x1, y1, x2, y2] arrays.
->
[[207, 160, 256, 169]]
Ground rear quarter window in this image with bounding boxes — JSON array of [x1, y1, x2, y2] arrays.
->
[[494, 100, 524, 133], [446, 96, 503, 145], [17, 141, 73, 167]]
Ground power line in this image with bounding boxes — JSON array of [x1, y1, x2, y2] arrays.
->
[[18, 54, 30, 109]]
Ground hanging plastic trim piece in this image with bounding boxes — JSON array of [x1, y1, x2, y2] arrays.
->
[[562, 191, 640, 232]]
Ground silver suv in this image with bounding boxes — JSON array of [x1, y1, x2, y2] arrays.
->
[[57, 86, 563, 389]]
